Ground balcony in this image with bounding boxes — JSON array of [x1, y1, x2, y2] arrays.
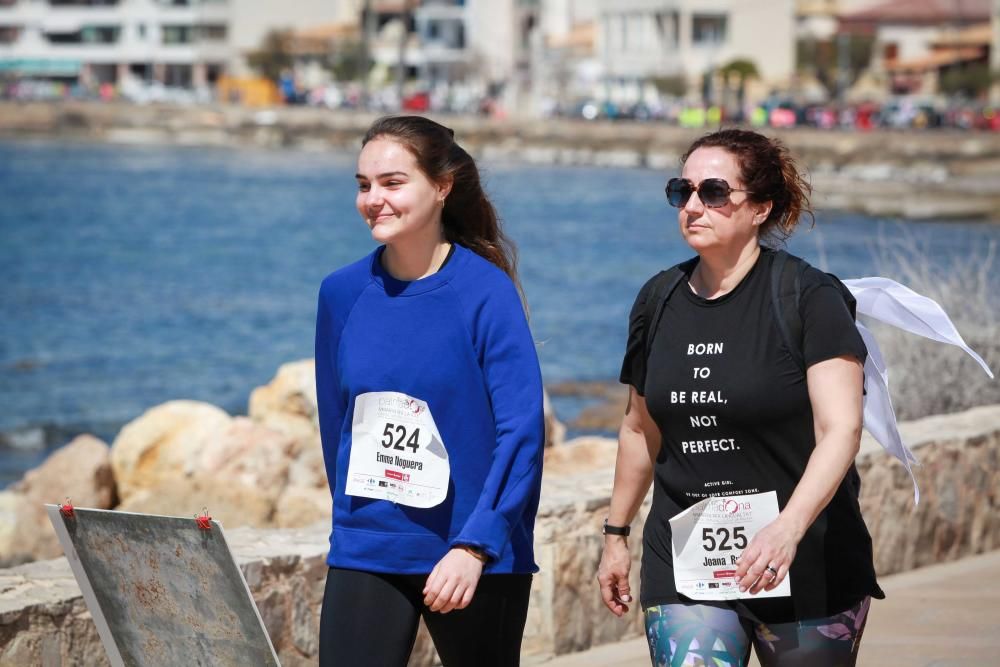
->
[[49, 1, 121, 6], [44, 24, 121, 45]]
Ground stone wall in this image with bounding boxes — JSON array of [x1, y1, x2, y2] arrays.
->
[[857, 405, 1000, 576], [2, 405, 998, 666]]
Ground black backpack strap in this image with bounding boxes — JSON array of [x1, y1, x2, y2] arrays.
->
[[771, 249, 807, 373], [643, 257, 699, 361], [770, 249, 858, 374]]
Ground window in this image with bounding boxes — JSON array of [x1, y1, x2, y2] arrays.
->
[[81, 25, 120, 44], [47, 26, 120, 45], [49, 1, 120, 6], [656, 11, 679, 49], [196, 24, 227, 41], [692, 14, 726, 45], [162, 25, 193, 45], [0, 25, 19, 44]]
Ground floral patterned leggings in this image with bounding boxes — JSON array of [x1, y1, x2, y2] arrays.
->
[[643, 597, 871, 667]]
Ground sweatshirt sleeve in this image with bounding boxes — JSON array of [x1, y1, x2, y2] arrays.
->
[[451, 280, 545, 560], [315, 281, 346, 498]]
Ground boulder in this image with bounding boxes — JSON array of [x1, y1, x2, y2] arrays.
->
[[115, 416, 296, 529], [273, 486, 330, 530], [13, 434, 115, 509], [543, 436, 617, 477], [543, 390, 566, 448], [110, 401, 231, 503], [0, 435, 114, 567], [248, 359, 319, 446]]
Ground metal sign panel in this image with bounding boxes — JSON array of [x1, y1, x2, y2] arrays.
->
[[46, 505, 280, 667]]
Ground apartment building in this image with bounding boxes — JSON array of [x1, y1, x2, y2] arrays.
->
[[410, 0, 538, 94], [0, 0, 232, 88], [595, 0, 796, 92]]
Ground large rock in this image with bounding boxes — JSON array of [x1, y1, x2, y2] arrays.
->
[[13, 434, 115, 509], [110, 400, 232, 503], [110, 397, 327, 531], [248, 359, 319, 447], [247, 360, 330, 528], [0, 435, 114, 567], [115, 416, 297, 529], [543, 391, 566, 448], [543, 436, 617, 477]]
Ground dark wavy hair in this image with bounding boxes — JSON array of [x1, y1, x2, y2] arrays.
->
[[361, 115, 520, 286], [681, 128, 813, 243]]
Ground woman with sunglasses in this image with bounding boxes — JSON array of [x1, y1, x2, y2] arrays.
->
[[598, 128, 882, 666], [315, 115, 544, 666]]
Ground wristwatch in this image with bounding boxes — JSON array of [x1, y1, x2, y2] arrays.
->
[[602, 518, 630, 537]]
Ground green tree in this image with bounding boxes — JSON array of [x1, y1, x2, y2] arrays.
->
[[796, 33, 875, 99], [939, 63, 993, 98], [650, 75, 687, 98], [247, 29, 294, 82]]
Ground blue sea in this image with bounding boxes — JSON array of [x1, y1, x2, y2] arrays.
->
[[3, 138, 1000, 486]]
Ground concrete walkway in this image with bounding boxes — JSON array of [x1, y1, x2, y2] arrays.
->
[[528, 550, 1000, 667]]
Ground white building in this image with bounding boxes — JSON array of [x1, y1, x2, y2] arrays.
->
[[0, 0, 350, 88], [0, 0, 233, 88], [411, 0, 538, 107], [595, 0, 796, 99]]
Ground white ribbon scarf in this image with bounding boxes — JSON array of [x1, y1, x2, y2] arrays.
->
[[842, 277, 995, 505]]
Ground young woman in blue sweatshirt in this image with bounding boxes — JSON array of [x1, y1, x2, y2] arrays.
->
[[316, 116, 545, 666]]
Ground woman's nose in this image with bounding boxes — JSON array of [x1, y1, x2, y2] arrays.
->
[[365, 186, 384, 208], [684, 189, 704, 214]]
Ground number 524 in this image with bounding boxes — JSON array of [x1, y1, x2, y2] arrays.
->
[[381, 422, 420, 453]]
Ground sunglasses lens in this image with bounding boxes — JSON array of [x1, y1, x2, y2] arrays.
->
[[700, 179, 731, 207], [666, 179, 692, 208]]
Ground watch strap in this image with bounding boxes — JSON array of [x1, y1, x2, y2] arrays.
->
[[603, 518, 630, 536]]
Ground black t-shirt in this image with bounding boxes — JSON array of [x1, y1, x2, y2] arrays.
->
[[620, 248, 884, 623]]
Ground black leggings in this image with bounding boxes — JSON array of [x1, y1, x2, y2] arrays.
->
[[319, 567, 533, 667]]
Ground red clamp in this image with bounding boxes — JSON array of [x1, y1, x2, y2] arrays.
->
[[195, 508, 212, 531], [59, 498, 75, 519]]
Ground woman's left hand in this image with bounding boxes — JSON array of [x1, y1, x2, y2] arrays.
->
[[423, 548, 485, 613], [733, 515, 801, 595]]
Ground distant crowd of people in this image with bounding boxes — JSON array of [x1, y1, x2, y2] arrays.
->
[[4, 75, 999, 132], [558, 97, 1000, 132]]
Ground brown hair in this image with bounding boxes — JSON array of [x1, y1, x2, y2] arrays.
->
[[361, 115, 520, 284], [681, 128, 813, 243]]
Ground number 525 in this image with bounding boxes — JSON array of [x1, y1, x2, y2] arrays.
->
[[701, 526, 748, 552]]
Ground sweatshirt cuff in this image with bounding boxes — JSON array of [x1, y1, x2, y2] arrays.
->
[[452, 509, 511, 560]]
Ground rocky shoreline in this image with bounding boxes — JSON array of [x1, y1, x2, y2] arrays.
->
[[2, 379, 998, 664], [3, 101, 1000, 222]]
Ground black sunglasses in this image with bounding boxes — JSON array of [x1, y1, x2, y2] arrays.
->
[[665, 178, 752, 209]]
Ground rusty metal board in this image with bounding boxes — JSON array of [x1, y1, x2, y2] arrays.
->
[[46, 505, 279, 667]]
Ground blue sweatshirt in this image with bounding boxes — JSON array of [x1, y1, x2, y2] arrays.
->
[[315, 244, 544, 574]]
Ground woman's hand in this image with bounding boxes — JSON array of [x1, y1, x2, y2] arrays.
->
[[423, 547, 485, 614], [596, 387, 658, 617], [732, 355, 864, 595], [597, 536, 633, 616], [733, 514, 802, 595]]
